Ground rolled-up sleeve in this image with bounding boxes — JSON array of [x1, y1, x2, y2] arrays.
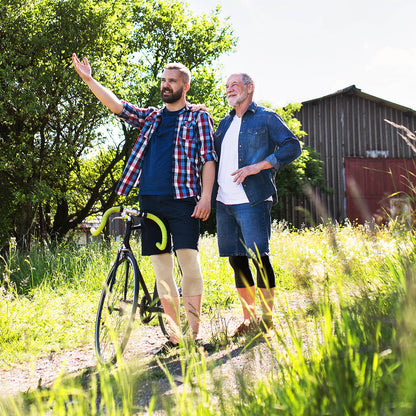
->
[[266, 113, 302, 171], [265, 137, 302, 170]]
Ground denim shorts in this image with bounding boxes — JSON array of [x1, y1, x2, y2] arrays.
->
[[139, 195, 199, 256], [216, 200, 272, 257]]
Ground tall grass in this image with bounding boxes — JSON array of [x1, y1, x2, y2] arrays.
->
[[0, 361, 135, 415], [156, 223, 414, 415], [0, 234, 236, 368], [1, 222, 415, 415], [0, 241, 114, 367]]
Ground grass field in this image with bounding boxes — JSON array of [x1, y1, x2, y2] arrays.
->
[[1, 220, 416, 415]]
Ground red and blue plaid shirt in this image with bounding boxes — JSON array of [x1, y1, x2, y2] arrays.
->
[[115, 101, 217, 198]]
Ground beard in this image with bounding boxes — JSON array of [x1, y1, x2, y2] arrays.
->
[[227, 88, 248, 107], [161, 86, 183, 103], [226, 96, 239, 107]]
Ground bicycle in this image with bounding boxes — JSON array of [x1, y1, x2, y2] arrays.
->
[[91, 206, 175, 365]]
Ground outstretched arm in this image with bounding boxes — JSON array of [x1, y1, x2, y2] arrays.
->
[[72, 53, 123, 114]]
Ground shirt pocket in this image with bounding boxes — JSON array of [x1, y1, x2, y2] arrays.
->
[[181, 118, 196, 136], [180, 119, 195, 140], [247, 128, 266, 148], [180, 122, 197, 158]]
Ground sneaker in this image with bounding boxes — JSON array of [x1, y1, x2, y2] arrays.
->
[[230, 320, 258, 338], [156, 340, 179, 356]]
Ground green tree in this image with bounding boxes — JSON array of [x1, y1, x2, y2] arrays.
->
[[127, 0, 235, 111], [0, 0, 132, 250]]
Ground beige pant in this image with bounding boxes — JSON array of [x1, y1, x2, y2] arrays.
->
[[150, 249, 203, 298]]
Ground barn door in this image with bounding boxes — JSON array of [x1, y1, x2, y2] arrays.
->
[[344, 158, 416, 224]]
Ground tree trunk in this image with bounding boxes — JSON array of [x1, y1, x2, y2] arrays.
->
[[15, 201, 34, 251]]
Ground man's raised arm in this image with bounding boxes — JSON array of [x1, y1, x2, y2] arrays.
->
[[72, 53, 123, 114]]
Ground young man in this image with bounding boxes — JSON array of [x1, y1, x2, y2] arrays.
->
[[214, 73, 301, 337], [72, 54, 216, 351]]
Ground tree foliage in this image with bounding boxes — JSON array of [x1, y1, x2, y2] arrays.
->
[[274, 103, 329, 196], [119, 0, 235, 121], [0, 0, 132, 249]]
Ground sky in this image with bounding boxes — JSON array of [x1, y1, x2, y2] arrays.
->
[[186, 0, 416, 110]]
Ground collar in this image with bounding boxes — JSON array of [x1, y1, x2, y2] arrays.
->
[[158, 102, 189, 115], [229, 101, 257, 118]]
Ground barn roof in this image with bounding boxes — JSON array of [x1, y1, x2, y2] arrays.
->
[[302, 85, 416, 117]]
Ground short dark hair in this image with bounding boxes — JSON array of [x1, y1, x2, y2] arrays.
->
[[164, 63, 191, 84]]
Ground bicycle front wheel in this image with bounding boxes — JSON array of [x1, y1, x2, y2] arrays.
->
[[95, 251, 139, 365]]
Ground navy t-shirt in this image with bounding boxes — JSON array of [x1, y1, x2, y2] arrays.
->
[[139, 107, 182, 195]]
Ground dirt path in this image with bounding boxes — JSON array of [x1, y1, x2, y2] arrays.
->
[[0, 311, 244, 397], [0, 296, 309, 413]]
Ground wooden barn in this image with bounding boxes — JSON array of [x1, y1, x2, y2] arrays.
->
[[291, 85, 416, 226]]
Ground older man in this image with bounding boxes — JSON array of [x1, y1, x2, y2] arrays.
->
[[214, 73, 301, 337]]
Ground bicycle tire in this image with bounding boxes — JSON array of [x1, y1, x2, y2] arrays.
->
[[95, 251, 139, 365]]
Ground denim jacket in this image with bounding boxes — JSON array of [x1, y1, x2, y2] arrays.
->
[[214, 102, 302, 206]]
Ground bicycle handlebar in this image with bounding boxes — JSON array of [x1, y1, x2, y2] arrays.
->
[[90, 206, 168, 251], [91, 207, 121, 236], [140, 212, 168, 251]]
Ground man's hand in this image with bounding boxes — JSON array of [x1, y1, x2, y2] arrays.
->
[[232, 160, 273, 185], [188, 103, 208, 112], [191, 196, 211, 221], [71, 53, 123, 114], [232, 164, 261, 185], [72, 53, 92, 82]]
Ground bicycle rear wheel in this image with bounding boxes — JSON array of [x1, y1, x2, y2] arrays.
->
[[95, 251, 139, 365]]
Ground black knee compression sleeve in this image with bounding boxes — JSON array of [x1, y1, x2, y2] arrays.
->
[[254, 255, 276, 289], [229, 256, 255, 288]]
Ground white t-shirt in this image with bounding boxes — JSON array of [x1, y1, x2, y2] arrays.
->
[[216, 116, 250, 204]]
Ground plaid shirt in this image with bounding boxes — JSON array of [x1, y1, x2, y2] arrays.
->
[[115, 101, 217, 198]]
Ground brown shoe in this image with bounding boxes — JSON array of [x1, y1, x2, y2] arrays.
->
[[258, 317, 274, 334], [156, 340, 179, 356], [230, 320, 257, 338]]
